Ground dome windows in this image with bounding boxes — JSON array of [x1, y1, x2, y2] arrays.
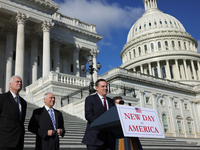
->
[[149, 22, 151, 26], [138, 47, 141, 55], [158, 42, 161, 51], [178, 41, 181, 50], [165, 21, 167, 24], [170, 21, 172, 25], [144, 24, 146, 28], [154, 21, 157, 25], [151, 43, 154, 52], [165, 41, 169, 50], [160, 21, 162, 25], [144, 45, 148, 53], [172, 41, 175, 50]]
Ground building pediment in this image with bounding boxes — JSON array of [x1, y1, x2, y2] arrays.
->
[[11, 0, 60, 14]]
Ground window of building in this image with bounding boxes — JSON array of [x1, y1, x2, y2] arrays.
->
[[149, 22, 151, 26], [170, 21, 172, 24], [187, 122, 193, 134], [144, 24, 146, 28], [162, 67, 166, 79], [151, 43, 154, 52], [138, 47, 141, 56], [158, 42, 161, 51], [160, 21, 162, 24], [146, 97, 150, 104], [165, 41, 168, 50], [70, 63, 74, 73], [154, 21, 157, 25], [135, 28, 137, 32], [144, 45, 148, 53], [184, 42, 186, 50], [154, 68, 158, 77], [172, 41, 175, 50], [139, 26, 141, 30], [174, 22, 176, 25], [165, 21, 167, 24], [177, 121, 182, 133], [38, 56, 40, 66], [178, 41, 181, 50], [129, 52, 132, 59], [51, 59, 54, 69], [174, 101, 178, 108], [162, 114, 168, 133], [133, 49, 136, 57]]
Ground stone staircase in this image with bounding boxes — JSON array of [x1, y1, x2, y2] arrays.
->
[[24, 102, 200, 150]]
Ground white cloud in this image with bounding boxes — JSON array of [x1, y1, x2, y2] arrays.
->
[[197, 40, 200, 53], [55, 0, 144, 36]]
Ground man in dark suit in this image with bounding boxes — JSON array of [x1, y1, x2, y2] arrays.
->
[[0, 75, 27, 150], [82, 79, 115, 150], [28, 92, 65, 150]]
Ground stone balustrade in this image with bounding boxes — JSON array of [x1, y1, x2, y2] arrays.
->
[[100, 67, 196, 92], [52, 12, 96, 33], [26, 71, 90, 94]]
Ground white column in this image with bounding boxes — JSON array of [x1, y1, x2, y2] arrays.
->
[[53, 40, 61, 73], [148, 63, 152, 75], [191, 60, 197, 80], [183, 59, 189, 79], [73, 45, 80, 77], [15, 12, 27, 83], [91, 49, 99, 83], [42, 21, 53, 77], [140, 65, 143, 74], [197, 62, 200, 80], [30, 33, 39, 83], [189, 101, 199, 135], [152, 92, 157, 110], [168, 96, 176, 135], [179, 98, 187, 135], [175, 59, 180, 80], [165, 60, 171, 80], [4, 27, 15, 92], [157, 61, 161, 78], [139, 90, 145, 107]]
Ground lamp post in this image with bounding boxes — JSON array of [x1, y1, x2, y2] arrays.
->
[[81, 55, 102, 95]]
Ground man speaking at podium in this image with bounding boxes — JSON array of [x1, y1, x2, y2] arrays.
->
[[82, 79, 115, 150]]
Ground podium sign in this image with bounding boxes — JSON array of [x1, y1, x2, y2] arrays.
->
[[116, 105, 165, 138]]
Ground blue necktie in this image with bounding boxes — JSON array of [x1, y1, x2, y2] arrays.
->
[[48, 109, 56, 131]]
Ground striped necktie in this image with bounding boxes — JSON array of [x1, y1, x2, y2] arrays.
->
[[103, 98, 107, 111], [48, 109, 56, 131]]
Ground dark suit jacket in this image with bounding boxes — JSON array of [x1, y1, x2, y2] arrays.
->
[[82, 93, 115, 147], [0, 91, 27, 148], [28, 107, 65, 150]]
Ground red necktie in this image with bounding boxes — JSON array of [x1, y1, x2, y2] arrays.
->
[[103, 98, 107, 111]]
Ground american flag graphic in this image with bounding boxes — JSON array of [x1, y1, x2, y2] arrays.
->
[[135, 107, 141, 113]]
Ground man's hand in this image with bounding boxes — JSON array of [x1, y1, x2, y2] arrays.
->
[[47, 130, 55, 136], [57, 129, 63, 136]]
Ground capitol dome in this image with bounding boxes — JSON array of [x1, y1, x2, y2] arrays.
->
[[120, 0, 199, 85]]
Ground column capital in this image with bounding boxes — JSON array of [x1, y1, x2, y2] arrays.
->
[[168, 95, 174, 100], [90, 49, 99, 57], [179, 97, 184, 102], [42, 21, 54, 32], [139, 89, 144, 93], [16, 12, 28, 25]]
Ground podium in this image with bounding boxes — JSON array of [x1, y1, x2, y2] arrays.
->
[[90, 106, 143, 150]]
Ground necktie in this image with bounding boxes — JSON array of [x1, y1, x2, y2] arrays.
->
[[15, 96, 21, 116], [48, 109, 56, 131], [103, 98, 107, 111]]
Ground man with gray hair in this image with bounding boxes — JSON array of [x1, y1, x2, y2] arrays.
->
[[28, 92, 65, 150], [0, 75, 27, 150]]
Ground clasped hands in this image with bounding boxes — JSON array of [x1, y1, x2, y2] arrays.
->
[[47, 129, 63, 136]]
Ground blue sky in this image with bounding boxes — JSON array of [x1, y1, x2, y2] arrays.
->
[[53, 0, 200, 75]]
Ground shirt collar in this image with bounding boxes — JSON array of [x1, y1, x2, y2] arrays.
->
[[45, 105, 54, 111], [10, 90, 18, 98], [97, 93, 106, 100]]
